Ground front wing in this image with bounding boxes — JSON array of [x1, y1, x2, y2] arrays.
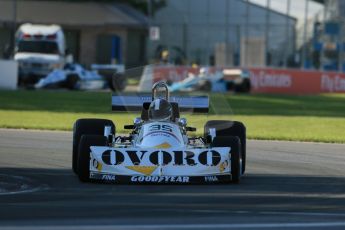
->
[[89, 146, 233, 184]]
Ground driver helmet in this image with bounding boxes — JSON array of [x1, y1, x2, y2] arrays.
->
[[199, 67, 209, 76], [148, 98, 172, 121]]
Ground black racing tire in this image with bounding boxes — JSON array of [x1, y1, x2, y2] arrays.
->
[[204, 120, 246, 174], [211, 136, 241, 183], [235, 79, 251, 93], [65, 73, 80, 90], [199, 80, 212, 91], [72, 119, 115, 174], [77, 135, 107, 182], [225, 81, 234, 91], [111, 73, 127, 92]]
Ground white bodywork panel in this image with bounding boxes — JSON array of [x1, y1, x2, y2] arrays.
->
[[135, 122, 185, 149], [90, 146, 231, 176]]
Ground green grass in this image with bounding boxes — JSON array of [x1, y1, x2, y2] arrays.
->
[[0, 90, 345, 143], [127, 78, 140, 86]]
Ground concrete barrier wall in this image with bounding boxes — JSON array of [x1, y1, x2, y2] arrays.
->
[[0, 60, 17, 90]]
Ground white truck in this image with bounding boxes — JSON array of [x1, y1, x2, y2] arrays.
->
[[14, 23, 66, 85]]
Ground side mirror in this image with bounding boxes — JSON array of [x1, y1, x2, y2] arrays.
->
[[178, 118, 187, 126], [133, 117, 142, 125]]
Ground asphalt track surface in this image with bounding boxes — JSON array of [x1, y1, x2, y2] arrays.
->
[[0, 129, 345, 230]]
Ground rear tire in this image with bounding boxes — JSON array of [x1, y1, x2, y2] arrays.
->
[[72, 119, 115, 174], [111, 74, 127, 92], [77, 135, 107, 182], [65, 73, 80, 90], [204, 120, 246, 174], [199, 80, 212, 91], [235, 79, 251, 93], [211, 136, 241, 183]]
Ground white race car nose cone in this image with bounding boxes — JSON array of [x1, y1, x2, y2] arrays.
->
[[139, 122, 184, 149]]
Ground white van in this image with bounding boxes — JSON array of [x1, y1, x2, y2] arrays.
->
[[14, 23, 66, 85]]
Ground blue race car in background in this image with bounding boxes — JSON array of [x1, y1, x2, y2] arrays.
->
[[168, 68, 251, 93]]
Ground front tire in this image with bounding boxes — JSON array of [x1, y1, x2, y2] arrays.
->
[[77, 135, 107, 182], [72, 119, 115, 174], [204, 120, 246, 174], [212, 136, 241, 183]]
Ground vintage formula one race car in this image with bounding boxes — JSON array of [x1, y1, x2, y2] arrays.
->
[[72, 82, 246, 184]]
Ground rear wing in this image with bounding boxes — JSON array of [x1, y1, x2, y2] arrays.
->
[[112, 95, 209, 113]]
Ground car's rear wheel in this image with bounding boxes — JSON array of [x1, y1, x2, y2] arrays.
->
[[199, 80, 212, 91], [204, 120, 246, 174], [211, 136, 241, 183], [77, 135, 107, 182], [235, 79, 251, 93], [110, 73, 127, 92], [72, 119, 115, 174], [65, 73, 79, 90]]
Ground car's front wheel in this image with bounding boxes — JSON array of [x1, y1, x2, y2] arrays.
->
[[211, 136, 241, 183], [204, 120, 246, 174], [72, 119, 115, 174], [77, 135, 107, 182]]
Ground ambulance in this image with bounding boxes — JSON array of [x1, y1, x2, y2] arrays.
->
[[14, 23, 66, 85]]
